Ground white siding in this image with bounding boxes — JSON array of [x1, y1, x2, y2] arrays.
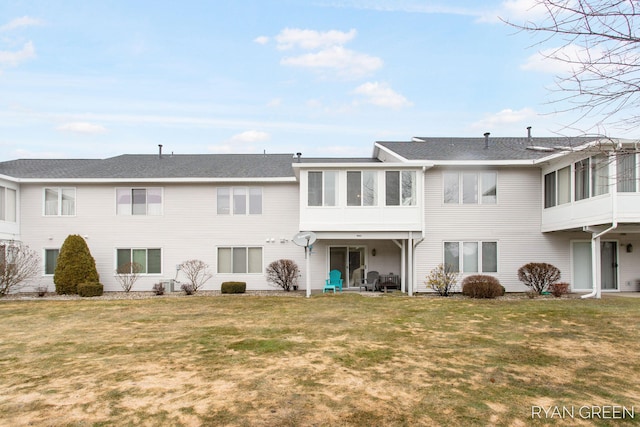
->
[[415, 167, 581, 292], [19, 182, 305, 292]]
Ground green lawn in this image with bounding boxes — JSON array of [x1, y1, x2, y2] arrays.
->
[[0, 293, 638, 426]]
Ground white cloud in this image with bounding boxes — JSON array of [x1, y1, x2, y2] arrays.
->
[[0, 16, 43, 32], [229, 130, 270, 143], [275, 28, 357, 50], [208, 132, 269, 154], [353, 82, 412, 109], [56, 122, 107, 134], [253, 35, 269, 45], [282, 46, 383, 79], [478, 0, 548, 24], [471, 107, 537, 130], [267, 98, 282, 107], [520, 44, 621, 75], [0, 41, 36, 67]]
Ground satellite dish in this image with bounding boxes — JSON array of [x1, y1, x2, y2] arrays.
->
[[292, 231, 317, 247]]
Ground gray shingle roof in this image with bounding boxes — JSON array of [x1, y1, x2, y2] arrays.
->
[[0, 154, 298, 179], [378, 137, 598, 161]]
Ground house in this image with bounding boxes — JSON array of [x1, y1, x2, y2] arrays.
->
[[1, 133, 639, 297]]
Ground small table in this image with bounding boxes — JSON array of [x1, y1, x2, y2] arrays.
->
[[377, 274, 400, 293]]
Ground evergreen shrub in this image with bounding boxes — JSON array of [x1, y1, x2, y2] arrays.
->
[[54, 235, 100, 294], [221, 282, 247, 294], [77, 282, 103, 297]]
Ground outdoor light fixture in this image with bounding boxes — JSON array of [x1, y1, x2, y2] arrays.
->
[[627, 244, 633, 253], [372, 248, 376, 256]]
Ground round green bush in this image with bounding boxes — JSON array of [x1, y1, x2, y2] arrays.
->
[[461, 275, 505, 299], [54, 235, 100, 294]]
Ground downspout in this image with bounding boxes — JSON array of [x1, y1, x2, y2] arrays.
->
[[410, 166, 427, 296], [582, 162, 618, 299]]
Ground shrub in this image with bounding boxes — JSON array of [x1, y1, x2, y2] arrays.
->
[[221, 281, 247, 294], [181, 283, 195, 295], [461, 275, 505, 299], [517, 262, 561, 295], [152, 282, 165, 296], [549, 282, 570, 298], [178, 259, 212, 292], [265, 259, 299, 291], [426, 264, 458, 296], [77, 282, 103, 297], [114, 262, 143, 292], [54, 235, 100, 295]]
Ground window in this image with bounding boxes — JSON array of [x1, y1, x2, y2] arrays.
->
[[0, 187, 16, 222], [385, 171, 416, 206], [44, 187, 76, 216], [544, 171, 556, 208], [308, 171, 337, 206], [617, 152, 636, 192], [591, 155, 609, 196], [557, 166, 571, 204], [544, 166, 571, 208], [44, 249, 59, 275], [217, 247, 262, 273], [116, 248, 161, 274], [217, 187, 262, 215], [347, 171, 378, 206], [574, 159, 590, 201], [117, 188, 162, 215], [443, 172, 497, 205], [443, 241, 497, 273]]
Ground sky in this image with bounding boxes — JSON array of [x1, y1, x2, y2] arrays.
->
[[0, 0, 636, 161]]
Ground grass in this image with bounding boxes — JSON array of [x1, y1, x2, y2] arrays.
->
[[0, 293, 639, 426]]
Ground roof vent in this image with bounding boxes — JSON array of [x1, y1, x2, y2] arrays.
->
[[158, 144, 163, 159], [527, 126, 532, 143], [296, 152, 302, 163], [484, 132, 490, 149]]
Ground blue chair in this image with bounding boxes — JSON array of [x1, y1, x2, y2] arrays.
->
[[323, 269, 343, 293]]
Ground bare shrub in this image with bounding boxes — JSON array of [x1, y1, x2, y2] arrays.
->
[[179, 260, 212, 292], [266, 259, 299, 291], [549, 282, 570, 298], [181, 283, 195, 295], [426, 264, 458, 297], [0, 242, 41, 296], [517, 262, 561, 295], [462, 275, 505, 299], [114, 262, 143, 292], [152, 282, 165, 296]]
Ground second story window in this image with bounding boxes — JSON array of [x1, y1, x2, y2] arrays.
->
[[116, 188, 163, 216], [443, 172, 496, 205], [217, 187, 262, 215], [617, 152, 636, 192], [0, 186, 16, 222], [385, 171, 416, 206], [308, 171, 337, 207], [44, 187, 76, 216], [347, 171, 378, 206]]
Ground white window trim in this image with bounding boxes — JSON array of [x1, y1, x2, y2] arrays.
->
[[217, 186, 263, 215], [217, 246, 264, 274], [443, 171, 497, 205], [43, 248, 60, 276], [443, 240, 499, 274], [43, 187, 77, 216], [115, 187, 164, 216], [307, 171, 338, 207], [115, 247, 163, 275]]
